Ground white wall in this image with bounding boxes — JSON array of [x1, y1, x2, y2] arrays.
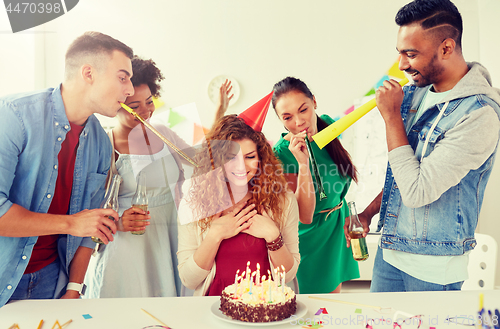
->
[[1, 0, 499, 286]]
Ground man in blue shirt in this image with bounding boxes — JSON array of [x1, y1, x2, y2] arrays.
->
[[344, 0, 500, 292], [0, 31, 135, 306]]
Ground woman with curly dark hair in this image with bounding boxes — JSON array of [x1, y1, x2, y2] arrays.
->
[[85, 56, 194, 298], [177, 115, 300, 296]]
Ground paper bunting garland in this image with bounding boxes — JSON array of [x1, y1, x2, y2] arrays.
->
[[374, 75, 390, 89], [193, 123, 210, 144], [344, 105, 355, 115], [364, 88, 375, 97], [167, 110, 186, 128], [313, 58, 408, 149], [152, 96, 165, 110], [387, 57, 406, 79]]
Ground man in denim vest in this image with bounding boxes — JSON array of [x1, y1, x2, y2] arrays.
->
[[344, 0, 500, 292], [0, 32, 134, 307]]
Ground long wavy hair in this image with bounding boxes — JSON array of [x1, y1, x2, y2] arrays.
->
[[188, 115, 289, 233]]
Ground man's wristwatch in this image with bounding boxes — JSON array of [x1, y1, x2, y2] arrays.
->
[[66, 282, 87, 296]]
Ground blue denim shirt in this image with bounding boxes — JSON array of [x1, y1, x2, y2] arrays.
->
[[0, 85, 112, 307], [377, 83, 500, 256]]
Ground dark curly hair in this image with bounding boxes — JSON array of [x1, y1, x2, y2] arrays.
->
[[130, 56, 165, 98]]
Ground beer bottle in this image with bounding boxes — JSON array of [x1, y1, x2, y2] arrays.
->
[[348, 201, 369, 261]]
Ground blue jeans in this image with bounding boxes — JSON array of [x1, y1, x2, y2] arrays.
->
[[8, 258, 60, 301], [370, 247, 463, 292]]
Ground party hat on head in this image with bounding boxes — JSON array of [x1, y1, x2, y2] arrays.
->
[[238, 91, 273, 132]]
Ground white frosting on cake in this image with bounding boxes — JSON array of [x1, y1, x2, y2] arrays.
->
[[222, 279, 295, 305]]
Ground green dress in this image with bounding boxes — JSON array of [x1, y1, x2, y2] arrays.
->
[[273, 114, 359, 293]]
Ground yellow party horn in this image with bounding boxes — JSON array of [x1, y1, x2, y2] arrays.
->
[[120, 103, 199, 167], [313, 77, 409, 149]]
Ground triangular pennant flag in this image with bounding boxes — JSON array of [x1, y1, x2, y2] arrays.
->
[[364, 88, 375, 97], [193, 123, 210, 144], [168, 110, 186, 128], [344, 105, 355, 115], [238, 91, 273, 132], [375, 75, 390, 89], [152, 96, 165, 109], [387, 58, 406, 79]]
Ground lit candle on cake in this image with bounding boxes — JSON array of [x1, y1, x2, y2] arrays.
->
[[261, 275, 266, 301], [256, 263, 260, 285], [246, 261, 250, 282], [281, 265, 286, 293], [268, 270, 272, 303], [234, 270, 239, 295], [249, 272, 256, 294], [274, 268, 279, 289]]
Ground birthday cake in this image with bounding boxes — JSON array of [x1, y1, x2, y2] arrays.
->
[[220, 274, 297, 322]]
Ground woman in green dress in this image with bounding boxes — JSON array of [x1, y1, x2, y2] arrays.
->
[[272, 76, 359, 293]]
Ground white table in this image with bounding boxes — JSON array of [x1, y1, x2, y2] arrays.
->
[[0, 290, 498, 328]]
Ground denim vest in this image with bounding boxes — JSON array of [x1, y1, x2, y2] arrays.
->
[[377, 85, 500, 256], [0, 86, 112, 307]]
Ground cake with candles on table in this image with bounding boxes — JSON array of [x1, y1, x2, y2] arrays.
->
[[220, 262, 297, 322]]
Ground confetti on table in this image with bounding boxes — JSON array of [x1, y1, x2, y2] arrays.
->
[[302, 322, 324, 329], [314, 308, 328, 315], [82, 314, 92, 319], [355, 308, 362, 314]]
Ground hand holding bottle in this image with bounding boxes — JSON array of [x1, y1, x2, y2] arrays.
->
[[69, 208, 118, 244], [344, 210, 371, 248], [345, 201, 369, 261], [119, 206, 150, 233]]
